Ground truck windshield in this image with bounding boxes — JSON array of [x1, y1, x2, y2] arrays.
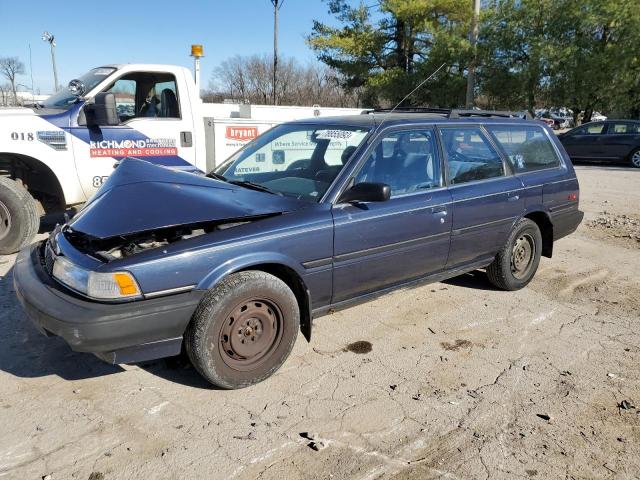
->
[[40, 67, 117, 110], [214, 123, 370, 202]]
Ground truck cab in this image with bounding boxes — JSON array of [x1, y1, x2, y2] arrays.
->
[[0, 64, 206, 253]]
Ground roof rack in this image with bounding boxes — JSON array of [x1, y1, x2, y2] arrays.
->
[[366, 107, 532, 120]]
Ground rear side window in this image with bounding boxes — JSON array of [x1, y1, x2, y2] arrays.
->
[[487, 125, 560, 172], [439, 127, 504, 185], [608, 122, 640, 134]]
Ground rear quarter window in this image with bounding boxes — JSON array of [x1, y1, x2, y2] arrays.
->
[[487, 125, 561, 172]]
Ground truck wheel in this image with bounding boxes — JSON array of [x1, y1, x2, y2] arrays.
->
[[486, 218, 542, 291], [0, 177, 40, 255], [629, 148, 640, 168], [185, 271, 300, 389]]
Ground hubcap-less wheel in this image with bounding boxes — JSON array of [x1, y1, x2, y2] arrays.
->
[[511, 233, 535, 280], [219, 299, 283, 372], [0, 201, 11, 242], [631, 150, 640, 168]]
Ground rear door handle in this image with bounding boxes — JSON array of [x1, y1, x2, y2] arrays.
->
[[507, 194, 520, 202]]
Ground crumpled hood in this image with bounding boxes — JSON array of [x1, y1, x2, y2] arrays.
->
[[68, 158, 305, 239]]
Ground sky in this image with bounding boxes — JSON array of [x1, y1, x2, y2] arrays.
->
[[0, 0, 344, 94]]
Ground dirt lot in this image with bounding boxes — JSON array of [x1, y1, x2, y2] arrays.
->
[[0, 164, 638, 480]]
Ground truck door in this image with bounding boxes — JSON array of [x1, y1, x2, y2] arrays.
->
[[69, 71, 196, 199]]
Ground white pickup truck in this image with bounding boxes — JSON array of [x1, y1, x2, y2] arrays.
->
[[0, 64, 364, 253]]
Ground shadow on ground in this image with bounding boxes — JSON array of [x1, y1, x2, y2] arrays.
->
[[444, 269, 500, 291]]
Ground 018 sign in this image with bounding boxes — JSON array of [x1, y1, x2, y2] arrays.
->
[[11, 132, 34, 141]]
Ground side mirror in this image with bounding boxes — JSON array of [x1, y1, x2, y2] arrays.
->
[[68, 79, 86, 97], [85, 92, 119, 127], [339, 182, 391, 203]]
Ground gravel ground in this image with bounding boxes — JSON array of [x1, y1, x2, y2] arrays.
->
[[0, 164, 638, 480]]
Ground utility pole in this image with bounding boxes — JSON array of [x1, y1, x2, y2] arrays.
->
[[465, 0, 480, 108], [270, 0, 284, 105], [42, 31, 59, 92], [29, 44, 35, 104]]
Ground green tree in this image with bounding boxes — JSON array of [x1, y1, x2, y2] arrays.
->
[[546, 0, 640, 121], [308, 0, 472, 107], [479, 0, 640, 120], [478, 0, 555, 114]]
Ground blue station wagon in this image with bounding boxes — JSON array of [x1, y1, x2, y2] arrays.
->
[[14, 110, 583, 388]]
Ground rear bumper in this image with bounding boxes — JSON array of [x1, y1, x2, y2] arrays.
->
[[551, 207, 584, 240], [13, 243, 204, 363]]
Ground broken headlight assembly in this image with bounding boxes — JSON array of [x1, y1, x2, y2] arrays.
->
[[52, 256, 142, 300]]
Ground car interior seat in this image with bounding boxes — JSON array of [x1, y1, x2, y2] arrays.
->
[[160, 89, 179, 118]]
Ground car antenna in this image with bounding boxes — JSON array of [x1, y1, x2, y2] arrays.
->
[[372, 62, 447, 134]]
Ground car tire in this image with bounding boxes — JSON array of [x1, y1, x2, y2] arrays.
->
[[0, 177, 40, 255], [486, 218, 542, 291], [628, 148, 640, 168], [185, 271, 300, 389]]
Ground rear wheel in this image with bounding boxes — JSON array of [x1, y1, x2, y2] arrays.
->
[[0, 177, 40, 255], [487, 218, 542, 291], [185, 271, 300, 389], [629, 148, 640, 168]]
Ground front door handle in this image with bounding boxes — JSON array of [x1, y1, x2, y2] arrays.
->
[[431, 206, 448, 214]]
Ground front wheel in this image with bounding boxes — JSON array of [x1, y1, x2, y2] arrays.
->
[[0, 177, 40, 255], [486, 218, 542, 291], [185, 271, 300, 389], [628, 148, 640, 168]]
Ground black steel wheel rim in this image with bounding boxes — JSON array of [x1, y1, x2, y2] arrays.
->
[[219, 298, 284, 372], [511, 233, 535, 280]]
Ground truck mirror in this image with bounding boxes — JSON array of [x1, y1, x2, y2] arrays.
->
[[68, 79, 86, 97], [85, 93, 120, 127]]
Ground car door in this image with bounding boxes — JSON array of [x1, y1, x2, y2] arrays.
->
[[602, 122, 640, 160], [331, 127, 452, 303], [560, 122, 605, 159], [69, 71, 196, 199], [439, 125, 525, 268]]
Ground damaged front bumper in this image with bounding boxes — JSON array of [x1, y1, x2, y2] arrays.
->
[[13, 242, 205, 364]]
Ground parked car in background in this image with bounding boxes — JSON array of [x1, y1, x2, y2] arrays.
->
[[14, 110, 583, 388], [535, 109, 572, 130], [559, 120, 640, 168], [591, 112, 608, 122]]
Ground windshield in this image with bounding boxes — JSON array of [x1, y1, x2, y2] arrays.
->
[[215, 123, 370, 201], [40, 67, 117, 110]]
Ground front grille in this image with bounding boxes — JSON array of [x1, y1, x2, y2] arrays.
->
[[43, 242, 56, 276]]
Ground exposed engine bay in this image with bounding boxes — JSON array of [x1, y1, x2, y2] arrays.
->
[[62, 215, 275, 263]]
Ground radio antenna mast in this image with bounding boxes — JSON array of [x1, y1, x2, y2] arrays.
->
[[373, 62, 447, 133]]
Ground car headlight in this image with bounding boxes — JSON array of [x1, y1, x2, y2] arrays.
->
[[52, 256, 141, 300]]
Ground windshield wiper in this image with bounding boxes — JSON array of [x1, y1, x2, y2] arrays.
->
[[207, 171, 228, 182], [228, 180, 282, 195]]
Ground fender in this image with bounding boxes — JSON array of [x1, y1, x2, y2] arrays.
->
[[514, 205, 554, 258], [197, 251, 314, 341]]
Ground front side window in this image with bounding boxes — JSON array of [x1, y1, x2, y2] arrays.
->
[[216, 124, 369, 201], [487, 125, 560, 172], [354, 129, 441, 197], [439, 127, 504, 185], [104, 72, 180, 122], [572, 122, 604, 135]]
